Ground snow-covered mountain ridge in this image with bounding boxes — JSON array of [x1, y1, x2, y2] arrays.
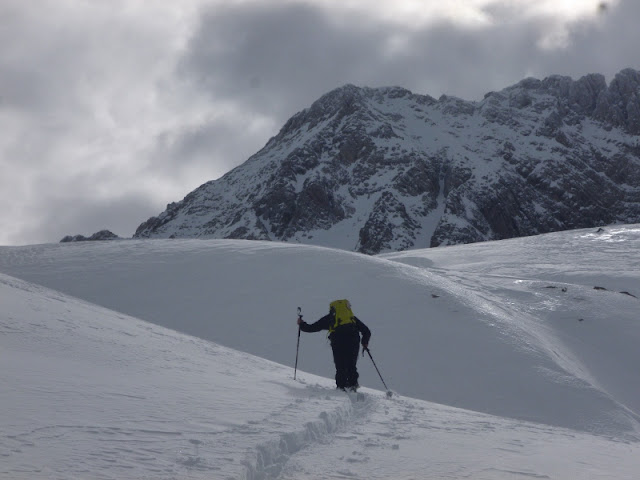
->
[[134, 69, 640, 253]]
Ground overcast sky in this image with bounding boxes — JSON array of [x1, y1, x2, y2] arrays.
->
[[1, 0, 637, 245]]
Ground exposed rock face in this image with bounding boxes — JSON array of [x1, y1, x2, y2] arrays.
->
[[134, 69, 640, 254], [593, 69, 640, 134], [60, 230, 120, 243]]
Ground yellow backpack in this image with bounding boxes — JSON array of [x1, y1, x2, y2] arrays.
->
[[329, 299, 356, 333]]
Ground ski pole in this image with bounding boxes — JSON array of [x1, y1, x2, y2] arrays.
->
[[294, 307, 302, 380], [365, 347, 392, 397]]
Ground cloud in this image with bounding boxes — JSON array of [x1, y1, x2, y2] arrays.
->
[[0, 0, 638, 245], [7, 191, 159, 245], [0, 0, 204, 244], [178, 3, 381, 116], [151, 108, 278, 174], [527, 0, 640, 80], [178, 1, 634, 111]]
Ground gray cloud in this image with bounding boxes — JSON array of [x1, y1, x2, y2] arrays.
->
[[0, 0, 195, 244], [9, 192, 159, 245], [1, 0, 638, 246], [178, 3, 383, 116], [526, 0, 640, 80], [180, 1, 637, 110], [152, 115, 273, 173]]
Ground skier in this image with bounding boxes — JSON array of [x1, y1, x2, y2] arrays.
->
[[297, 299, 371, 391]]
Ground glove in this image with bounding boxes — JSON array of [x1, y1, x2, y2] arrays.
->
[[297, 317, 303, 325]]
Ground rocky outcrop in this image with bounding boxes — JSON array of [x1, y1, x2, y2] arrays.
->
[[593, 68, 640, 134], [134, 69, 640, 254], [358, 192, 420, 254], [60, 230, 120, 243]]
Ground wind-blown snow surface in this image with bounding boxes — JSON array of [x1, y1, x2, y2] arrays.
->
[[1, 225, 640, 478]]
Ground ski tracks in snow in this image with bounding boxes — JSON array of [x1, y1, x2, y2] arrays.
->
[[255, 386, 415, 480], [275, 391, 469, 480], [242, 383, 378, 480], [273, 389, 640, 480]]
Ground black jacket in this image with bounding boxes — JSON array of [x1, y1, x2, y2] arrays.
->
[[300, 313, 371, 345]]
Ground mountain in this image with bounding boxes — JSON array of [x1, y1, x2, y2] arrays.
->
[[60, 229, 120, 242], [134, 69, 640, 254], [1, 226, 640, 478]]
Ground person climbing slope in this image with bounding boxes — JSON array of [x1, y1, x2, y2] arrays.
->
[[297, 299, 371, 391]]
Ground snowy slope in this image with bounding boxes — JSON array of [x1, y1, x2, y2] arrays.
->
[[1, 225, 640, 440], [381, 224, 640, 423], [1, 274, 341, 479], [2, 273, 640, 479]]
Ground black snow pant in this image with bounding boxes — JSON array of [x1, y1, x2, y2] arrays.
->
[[330, 327, 361, 389]]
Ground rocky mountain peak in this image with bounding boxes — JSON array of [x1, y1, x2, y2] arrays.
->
[[594, 68, 640, 134], [134, 69, 640, 254]]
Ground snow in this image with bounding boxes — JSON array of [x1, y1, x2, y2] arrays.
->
[[1, 225, 640, 479], [1, 274, 344, 479]]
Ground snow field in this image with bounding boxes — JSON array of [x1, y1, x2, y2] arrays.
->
[[1, 224, 640, 478], [2, 234, 638, 435], [0, 274, 359, 479], [3, 273, 638, 479]]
